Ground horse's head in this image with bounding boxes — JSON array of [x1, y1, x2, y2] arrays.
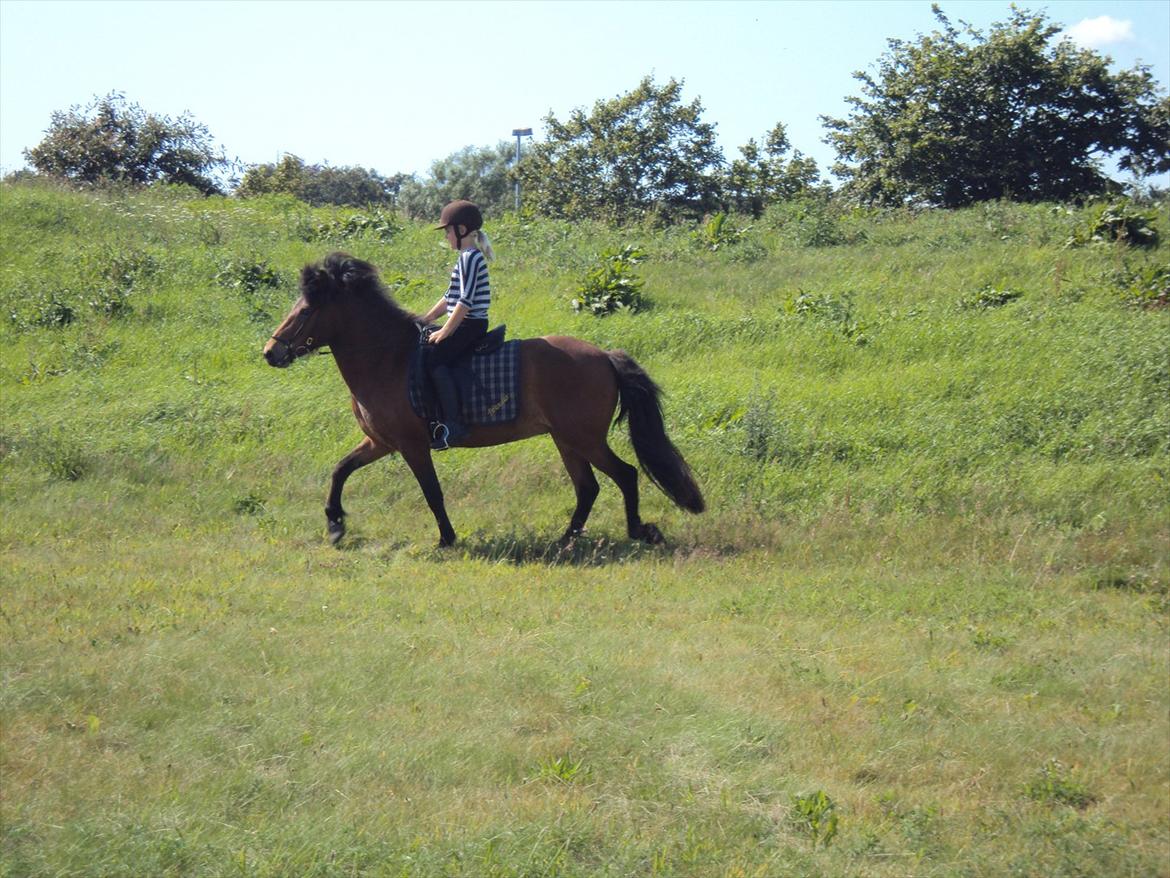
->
[[263, 252, 379, 367]]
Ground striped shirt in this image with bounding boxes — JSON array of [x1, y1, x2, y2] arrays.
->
[[444, 247, 490, 320]]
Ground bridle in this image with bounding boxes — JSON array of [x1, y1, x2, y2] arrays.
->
[[269, 305, 326, 360], [267, 301, 416, 365]]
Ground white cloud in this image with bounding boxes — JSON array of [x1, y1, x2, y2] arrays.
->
[[1064, 16, 1136, 49]]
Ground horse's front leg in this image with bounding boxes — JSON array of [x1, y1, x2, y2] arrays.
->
[[400, 442, 457, 547], [326, 438, 392, 545]]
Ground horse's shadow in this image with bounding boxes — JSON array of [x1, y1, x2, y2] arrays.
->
[[442, 529, 661, 567]]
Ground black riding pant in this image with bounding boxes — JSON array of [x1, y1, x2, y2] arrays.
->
[[426, 318, 488, 367]]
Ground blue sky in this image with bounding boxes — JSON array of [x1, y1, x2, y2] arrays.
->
[[1, 0, 1167, 185]]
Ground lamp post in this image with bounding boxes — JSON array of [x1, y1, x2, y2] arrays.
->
[[511, 127, 532, 213]]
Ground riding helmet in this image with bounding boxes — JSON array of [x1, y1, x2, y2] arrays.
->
[[435, 200, 483, 232]]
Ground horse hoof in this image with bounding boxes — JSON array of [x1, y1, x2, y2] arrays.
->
[[638, 523, 665, 545], [327, 519, 345, 546]]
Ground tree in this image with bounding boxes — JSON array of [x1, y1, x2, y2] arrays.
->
[[822, 6, 1170, 207], [397, 142, 516, 221], [724, 123, 823, 217], [515, 76, 724, 223], [237, 155, 406, 206], [23, 92, 228, 195]]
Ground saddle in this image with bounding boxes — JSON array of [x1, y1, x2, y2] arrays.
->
[[408, 325, 521, 426]]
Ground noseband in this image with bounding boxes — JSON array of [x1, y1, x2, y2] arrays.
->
[[270, 306, 323, 360]]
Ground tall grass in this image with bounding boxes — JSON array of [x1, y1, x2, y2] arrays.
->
[[1, 180, 1167, 876]]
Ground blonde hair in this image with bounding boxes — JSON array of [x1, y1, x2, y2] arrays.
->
[[475, 229, 494, 261]]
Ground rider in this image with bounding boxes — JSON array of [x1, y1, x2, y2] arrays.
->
[[421, 200, 494, 450]]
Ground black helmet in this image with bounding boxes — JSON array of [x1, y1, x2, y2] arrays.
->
[[435, 200, 483, 233]]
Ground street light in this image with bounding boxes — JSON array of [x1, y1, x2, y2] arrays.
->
[[512, 127, 533, 213]]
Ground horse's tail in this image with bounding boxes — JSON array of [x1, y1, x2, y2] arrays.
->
[[608, 351, 705, 514]]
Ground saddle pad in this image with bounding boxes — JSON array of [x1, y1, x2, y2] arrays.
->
[[408, 340, 521, 425]]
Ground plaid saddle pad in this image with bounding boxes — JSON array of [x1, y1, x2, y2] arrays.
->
[[408, 339, 521, 425]]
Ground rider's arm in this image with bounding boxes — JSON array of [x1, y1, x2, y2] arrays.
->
[[430, 302, 468, 343], [422, 295, 447, 324]]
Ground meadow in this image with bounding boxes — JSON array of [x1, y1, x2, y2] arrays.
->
[[1, 180, 1167, 876]]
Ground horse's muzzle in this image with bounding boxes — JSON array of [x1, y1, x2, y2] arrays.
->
[[263, 339, 293, 368]]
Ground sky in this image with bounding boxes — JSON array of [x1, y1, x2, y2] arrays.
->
[[1, 0, 1168, 186]]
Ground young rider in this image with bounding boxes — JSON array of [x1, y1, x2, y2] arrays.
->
[[421, 200, 494, 450]]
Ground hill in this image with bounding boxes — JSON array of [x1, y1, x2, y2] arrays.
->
[[1, 181, 1167, 876]]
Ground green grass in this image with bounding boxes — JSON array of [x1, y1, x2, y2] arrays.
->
[[1, 180, 1168, 876]]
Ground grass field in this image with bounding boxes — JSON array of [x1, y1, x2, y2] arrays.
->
[[1, 181, 1167, 876]]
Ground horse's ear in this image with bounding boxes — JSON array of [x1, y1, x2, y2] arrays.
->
[[325, 252, 376, 289]]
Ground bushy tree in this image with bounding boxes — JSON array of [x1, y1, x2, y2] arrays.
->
[[515, 76, 724, 224], [237, 155, 406, 207], [724, 123, 822, 217], [23, 92, 228, 195], [823, 6, 1170, 206], [396, 142, 516, 221]]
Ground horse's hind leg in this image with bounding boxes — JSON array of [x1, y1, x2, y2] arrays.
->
[[553, 438, 600, 542], [581, 441, 664, 545], [326, 437, 391, 545]]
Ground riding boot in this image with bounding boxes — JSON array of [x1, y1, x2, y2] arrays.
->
[[431, 364, 468, 449]]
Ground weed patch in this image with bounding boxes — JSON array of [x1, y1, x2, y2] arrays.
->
[[1025, 759, 1098, 810], [8, 286, 78, 330], [693, 212, 751, 251], [1110, 262, 1170, 310], [572, 245, 648, 315], [790, 790, 839, 847], [1069, 200, 1161, 249], [785, 290, 869, 344], [959, 284, 1024, 310], [301, 208, 403, 243], [530, 754, 586, 784], [215, 255, 284, 320]]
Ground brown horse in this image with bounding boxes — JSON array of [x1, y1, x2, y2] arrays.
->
[[263, 252, 704, 547]]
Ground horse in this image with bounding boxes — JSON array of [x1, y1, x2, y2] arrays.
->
[[262, 252, 704, 548]]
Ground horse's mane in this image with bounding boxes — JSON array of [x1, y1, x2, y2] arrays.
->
[[314, 251, 422, 331]]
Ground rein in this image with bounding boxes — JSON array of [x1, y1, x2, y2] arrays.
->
[[270, 307, 421, 362]]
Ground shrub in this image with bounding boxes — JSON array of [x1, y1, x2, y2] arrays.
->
[[304, 209, 402, 243], [572, 246, 647, 315], [83, 247, 159, 318], [215, 257, 283, 321], [693, 212, 751, 251], [1069, 201, 1161, 248], [215, 257, 281, 296], [93, 248, 159, 290], [726, 240, 767, 263], [786, 290, 868, 344], [765, 198, 847, 247], [86, 285, 132, 319], [1111, 263, 1170, 310], [10, 289, 77, 330]]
